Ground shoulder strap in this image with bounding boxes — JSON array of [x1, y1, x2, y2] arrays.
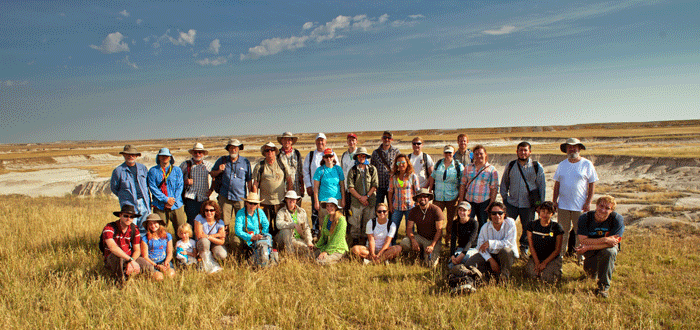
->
[[454, 159, 461, 178], [423, 153, 429, 176], [516, 161, 532, 192], [308, 151, 314, 177], [258, 160, 266, 180], [465, 165, 487, 190], [376, 148, 391, 171], [533, 161, 540, 175], [256, 209, 263, 233], [505, 160, 517, 187], [372, 218, 377, 231]]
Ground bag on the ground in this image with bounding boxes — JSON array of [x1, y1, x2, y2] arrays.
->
[[253, 236, 278, 268]]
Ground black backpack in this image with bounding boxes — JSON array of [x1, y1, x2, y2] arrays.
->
[[98, 221, 137, 254]]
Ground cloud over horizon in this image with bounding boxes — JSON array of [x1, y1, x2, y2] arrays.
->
[[483, 25, 517, 35]]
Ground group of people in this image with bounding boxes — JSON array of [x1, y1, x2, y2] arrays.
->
[[103, 132, 624, 297]]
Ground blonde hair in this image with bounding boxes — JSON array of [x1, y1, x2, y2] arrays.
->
[[177, 223, 193, 239], [596, 195, 617, 210], [376, 203, 389, 212]]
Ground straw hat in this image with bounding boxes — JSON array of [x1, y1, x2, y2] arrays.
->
[[353, 147, 371, 161], [224, 138, 244, 150], [277, 132, 298, 144], [242, 192, 264, 204], [188, 143, 208, 155], [560, 138, 586, 153]]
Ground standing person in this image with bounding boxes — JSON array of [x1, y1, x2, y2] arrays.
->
[[463, 202, 518, 282], [525, 202, 564, 283], [303, 133, 330, 238], [277, 132, 305, 203], [350, 203, 402, 264], [407, 136, 434, 188], [314, 198, 349, 265], [340, 133, 359, 215], [575, 196, 624, 298], [210, 138, 254, 250], [346, 147, 378, 246], [500, 141, 546, 256], [428, 145, 464, 247], [147, 148, 186, 234], [552, 138, 598, 258], [399, 189, 444, 268], [180, 142, 214, 228], [253, 142, 292, 238], [387, 153, 420, 244], [454, 134, 473, 165], [101, 204, 150, 281], [458, 145, 499, 230], [313, 148, 345, 223], [371, 131, 400, 206], [110, 145, 151, 234], [275, 191, 313, 257], [140, 214, 175, 281]]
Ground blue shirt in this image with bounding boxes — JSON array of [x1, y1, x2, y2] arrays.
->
[[235, 208, 270, 247], [213, 156, 252, 201], [313, 165, 345, 202], [578, 211, 625, 239], [143, 233, 172, 264], [147, 165, 184, 210], [431, 159, 464, 201], [110, 162, 151, 209]]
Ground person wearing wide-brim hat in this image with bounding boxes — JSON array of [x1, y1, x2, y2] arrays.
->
[[180, 143, 214, 228], [400, 188, 445, 268], [277, 132, 306, 209], [552, 137, 599, 259], [111, 145, 151, 234], [140, 213, 175, 280], [234, 192, 274, 261], [253, 142, 293, 239], [211, 138, 254, 238], [147, 147, 187, 236], [101, 204, 150, 281], [275, 190, 313, 256], [315, 197, 349, 265], [346, 146, 378, 247]]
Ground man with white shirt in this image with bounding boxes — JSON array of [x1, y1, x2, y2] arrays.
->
[[462, 201, 518, 281], [407, 136, 434, 188], [340, 133, 359, 215], [303, 133, 330, 238]]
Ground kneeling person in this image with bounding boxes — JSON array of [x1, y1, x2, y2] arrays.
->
[[314, 198, 348, 265], [351, 203, 402, 264], [525, 202, 563, 283], [448, 202, 479, 269], [463, 202, 519, 281], [275, 191, 313, 256], [141, 214, 175, 280], [400, 189, 444, 268], [101, 204, 150, 281]]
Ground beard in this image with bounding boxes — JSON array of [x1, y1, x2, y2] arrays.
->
[[229, 151, 239, 158], [567, 152, 580, 159], [518, 156, 529, 162]]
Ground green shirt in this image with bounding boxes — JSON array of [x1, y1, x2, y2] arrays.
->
[[316, 215, 349, 255]]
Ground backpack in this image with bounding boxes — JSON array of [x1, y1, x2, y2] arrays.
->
[[99, 221, 137, 254], [244, 209, 278, 268], [348, 165, 376, 187], [182, 160, 193, 199], [435, 158, 462, 179], [408, 153, 432, 178], [257, 158, 289, 181]]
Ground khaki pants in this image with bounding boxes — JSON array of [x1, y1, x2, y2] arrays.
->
[[196, 237, 228, 261], [348, 204, 374, 245], [217, 196, 244, 227], [275, 230, 312, 257], [152, 206, 187, 234], [557, 209, 581, 256], [464, 247, 516, 279], [525, 256, 563, 283], [400, 234, 442, 267], [314, 250, 344, 265]]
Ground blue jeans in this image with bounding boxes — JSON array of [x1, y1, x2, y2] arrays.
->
[[469, 199, 490, 232], [134, 198, 150, 236], [184, 198, 205, 229], [505, 201, 535, 249], [447, 248, 478, 269], [391, 209, 411, 245]]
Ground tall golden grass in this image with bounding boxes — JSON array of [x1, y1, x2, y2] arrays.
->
[[0, 195, 699, 328]]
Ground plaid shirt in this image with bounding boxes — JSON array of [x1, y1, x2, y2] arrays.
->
[[180, 159, 213, 202], [388, 173, 420, 211], [461, 163, 499, 203], [370, 145, 400, 190]]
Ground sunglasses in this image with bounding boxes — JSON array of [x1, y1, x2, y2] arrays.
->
[[323, 155, 333, 158], [264, 149, 275, 153], [376, 210, 388, 214], [193, 150, 205, 154], [412, 142, 422, 145], [204, 209, 216, 212], [396, 160, 407, 165], [382, 136, 392, 140], [121, 214, 138, 219], [490, 211, 505, 216]]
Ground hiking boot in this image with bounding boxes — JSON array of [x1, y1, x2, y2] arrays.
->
[[595, 288, 609, 298], [450, 282, 476, 295], [577, 254, 585, 266]]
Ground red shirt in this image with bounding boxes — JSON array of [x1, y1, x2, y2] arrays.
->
[[102, 222, 141, 259]]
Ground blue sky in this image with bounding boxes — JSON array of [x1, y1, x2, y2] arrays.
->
[[1, 0, 698, 143]]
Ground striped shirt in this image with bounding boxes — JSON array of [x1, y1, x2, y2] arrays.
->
[[388, 173, 420, 211], [461, 163, 499, 203], [180, 159, 213, 202]]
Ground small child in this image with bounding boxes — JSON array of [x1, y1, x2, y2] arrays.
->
[[176, 223, 198, 266]]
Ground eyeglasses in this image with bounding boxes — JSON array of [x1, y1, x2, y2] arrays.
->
[[382, 136, 392, 140], [121, 214, 138, 219], [193, 151, 205, 154], [204, 209, 216, 213], [376, 210, 388, 214], [264, 149, 275, 153], [323, 155, 333, 158], [490, 211, 505, 216], [396, 160, 407, 165], [412, 142, 422, 146]]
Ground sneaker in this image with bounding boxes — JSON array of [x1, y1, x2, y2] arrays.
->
[[577, 254, 585, 266], [363, 258, 371, 265], [451, 282, 476, 294], [595, 288, 609, 298]]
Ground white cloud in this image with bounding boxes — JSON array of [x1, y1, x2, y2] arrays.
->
[[196, 57, 227, 66], [208, 39, 220, 54], [483, 25, 517, 35], [408, 14, 425, 19], [136, 18, 143, 25], [169, 29, 196, 46], [121, 56, 138, 69], [240, 13, 419, 60], [90, 32, 130, 54], [119, 10, 130, 17]]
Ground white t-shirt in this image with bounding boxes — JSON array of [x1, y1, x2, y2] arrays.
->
[[553, 158, 598, 211], [176, 238, 197, 264], [365, 219, 397, 253], [408, 152, 434, 188], [340, 149, 357, 186]]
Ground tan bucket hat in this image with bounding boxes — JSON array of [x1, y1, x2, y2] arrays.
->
[[260, 142, 278, 156], [284, 190, 301, 200], [189, 142, 208, 155], [119, 145, 141, 156], [143, 213, 166, 226], [242, 192, 264, 204], [353, 147, 371, 161], [560, 138, 586, 153], [224, 138, 244, 151], [412, 188, 434, 202], [277, 132, 298, 144]]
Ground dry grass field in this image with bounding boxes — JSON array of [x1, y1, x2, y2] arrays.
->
[[1, 120, 700, 328]]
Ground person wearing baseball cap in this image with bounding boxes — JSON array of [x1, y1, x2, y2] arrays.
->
[[111, 145, 151, 234], [180, 142, 214, 227]]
